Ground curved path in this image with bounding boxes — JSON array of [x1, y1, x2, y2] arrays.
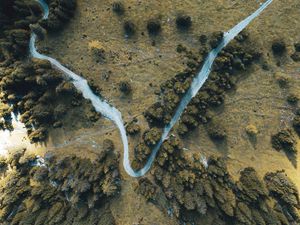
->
[[31, 0, 273, 177]]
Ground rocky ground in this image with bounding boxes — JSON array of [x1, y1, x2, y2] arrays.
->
[[0, 0, 300, 224]]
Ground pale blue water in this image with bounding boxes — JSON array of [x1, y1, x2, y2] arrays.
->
[[31, 0, 273, 177]]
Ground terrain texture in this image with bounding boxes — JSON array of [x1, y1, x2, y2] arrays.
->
[[0, 0, 300, 224]]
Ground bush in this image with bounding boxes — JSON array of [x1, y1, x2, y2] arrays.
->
[[91, 47, 105, 62], [272, 40, 286, 55], [176, 15, 192, 30], [112, 2, 124, 15], [147, 19, 161, 35], [126, 120, 141, 135], [292, 115, 300, 135], [123, 20, 135, 36], [295, 43, 300, 52], [209, 31, 224, 49], [118, 81, 132, 94], [246, 124, 258, 136], [275, 72, 289, 88], [207, 121, 226, 140], [143, 128, 162, 146], [271, 129, 297, 153], [199, 34, 208, 44], [291, 52, 300, 62], [287, 94, 299, 105]]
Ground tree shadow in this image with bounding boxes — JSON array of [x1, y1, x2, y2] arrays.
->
[[212, 138, 229, 156], [284, 151, 297, 168], [247, 134, 257, 149]]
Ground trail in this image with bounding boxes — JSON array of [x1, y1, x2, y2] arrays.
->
[[31, 0, 273, 177]]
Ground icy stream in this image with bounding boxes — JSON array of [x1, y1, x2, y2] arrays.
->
[[29, 0, 273, 177]]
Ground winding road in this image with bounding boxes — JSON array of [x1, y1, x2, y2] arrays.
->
[[30, 0, 273, 177]]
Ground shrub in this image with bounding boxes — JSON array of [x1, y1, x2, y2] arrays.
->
[[147, 19, 161, 35], [112, 1, 124, 15], [176, 15, 192, 30], [246, 124, 258, 136], [123, 20, 136, 36], [207, 121, 226, 140], [272, 40, 286, 55], [271, 129, 297, 153], [119, 81, 132, 94], [287, 94, 299, 105]]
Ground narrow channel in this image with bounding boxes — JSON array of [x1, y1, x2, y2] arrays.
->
[[30, 0, 273, 177]]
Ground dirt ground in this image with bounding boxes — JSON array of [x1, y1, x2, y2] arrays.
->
[[22, 0, 300, 224]]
